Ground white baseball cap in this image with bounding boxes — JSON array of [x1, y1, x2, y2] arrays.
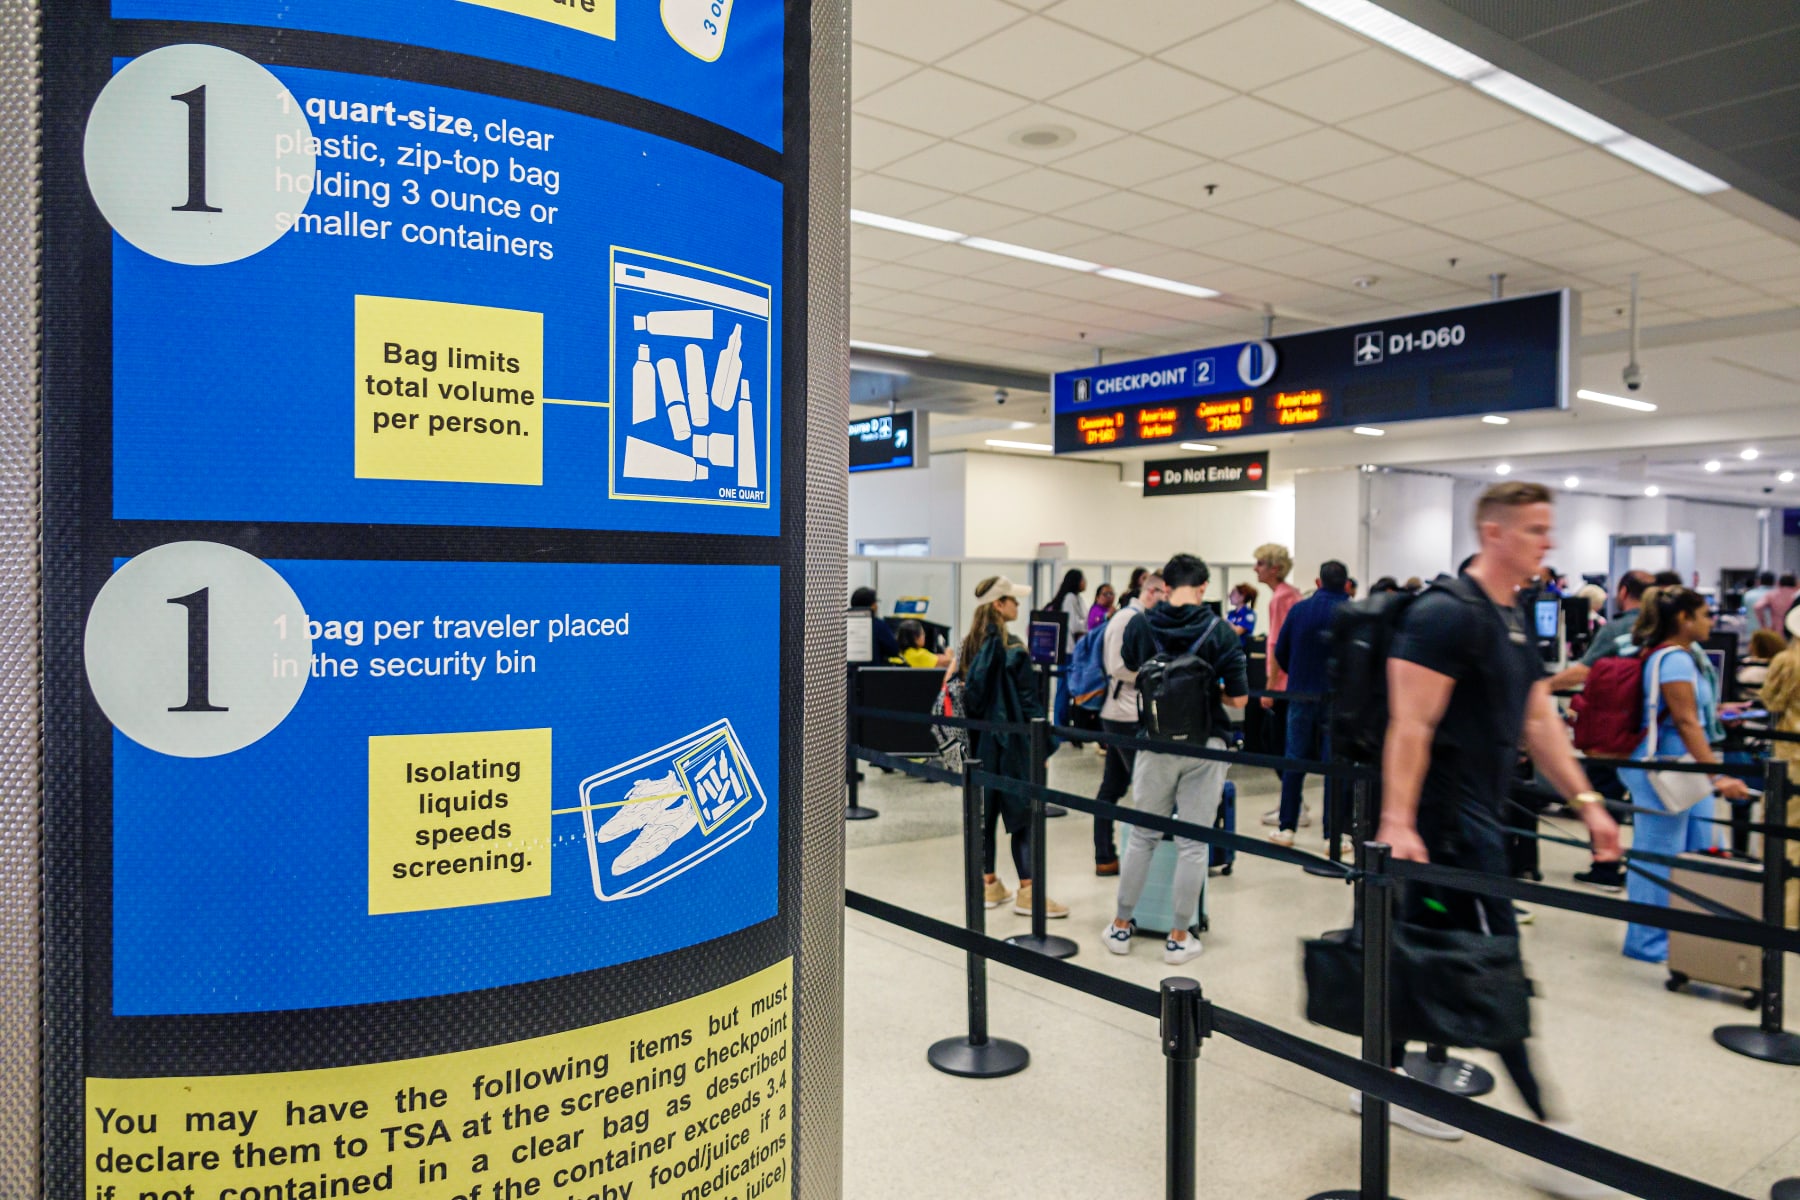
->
[[973, 575, 1031, 605]]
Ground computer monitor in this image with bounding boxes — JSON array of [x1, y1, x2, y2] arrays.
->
[[1027, 609, 1068, 667], [1533, 598, 1561, 665], [1700, 634, 1739, 701], [892, 597, 929, 615]]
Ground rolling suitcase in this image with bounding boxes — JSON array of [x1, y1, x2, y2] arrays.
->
[[1136, 781, 1235, 935], [1665, 852, 1767, 1008]]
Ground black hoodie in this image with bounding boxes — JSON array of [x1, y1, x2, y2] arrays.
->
[[1121, 602, 1248, 737]]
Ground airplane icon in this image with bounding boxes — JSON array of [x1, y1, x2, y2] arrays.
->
[[1354, 332, 1384, 365]]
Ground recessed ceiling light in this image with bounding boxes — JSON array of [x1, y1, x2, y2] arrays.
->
[[1482, 415, 1510, 425], [1741, 447, 1760, 461], [1781, 471, 1796, 484], [1352, 426, 1385, 437], [1495, 463, 1512, 476], [849, 339, 932, 357], [1577, 388, 1658, 412], [1644, 485, 1660, 497], [1008, 124, 1077, 151], [1180, 442, 1219, 452], [1352, 275, 1379, 290], [1564, 476, 1580, 489], [984, 439, 1052, 453], [1703, 460, 1722, 473]]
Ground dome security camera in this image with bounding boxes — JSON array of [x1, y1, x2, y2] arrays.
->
[[994, 388, 1008, 405], [1622, 361, 1643, 391]]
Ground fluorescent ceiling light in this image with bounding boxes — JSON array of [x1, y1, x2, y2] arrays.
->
[[959, 237, 1101, 273], [1008, 420, 1036, 430], [1292, 0, 1491, 79], [1644, 485, 1660, 497], [1564, 476, 1580, 489], [849, 339, 931, 357], [1180, 442, 1218, 452], [1577, 388, 1657, 412], [1495, 463, 1511, 475], [1471, 72, 1623, 143], [1122, 480, 1143, 488], [1741, 447, 1760, 461], [1599, 136, 1729, 194], [1096, 267, 1220, 299], [1352, 426, 1385, 437], [1780, 471, 1796, 484], [1481, 415, 1510, 425], [848, 209, 961, 242], [1703, 460, 1722, 473], [984, 439, 1052, 452]]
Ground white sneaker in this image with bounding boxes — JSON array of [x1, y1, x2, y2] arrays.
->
[[1163, 934, 1203, 965], [1349, 1070, 1464, 1141], [1268, 829, 1295, 847], [1520, 1124, 1619, 1198], [1260, 806, 1311, 827], [1101, 920, 1135, 955]]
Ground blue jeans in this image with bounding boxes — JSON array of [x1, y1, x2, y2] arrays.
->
[[1617, 781, 1718, 963], [1278, 700, 1327, 832]]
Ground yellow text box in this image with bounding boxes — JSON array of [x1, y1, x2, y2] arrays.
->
[[89, 960, 792, 1198], [369, 727, 551, 914], [455, 0, 616, 39], [355, 295, 545, 486]]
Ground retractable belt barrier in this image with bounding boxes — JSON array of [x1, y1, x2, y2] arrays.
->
[[844, 706, 1797, 1199]]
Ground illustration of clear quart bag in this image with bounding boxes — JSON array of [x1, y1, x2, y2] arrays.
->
[[577, 718, 768, 900]]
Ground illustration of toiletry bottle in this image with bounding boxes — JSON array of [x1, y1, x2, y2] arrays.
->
[[632, 345, 656, 425]]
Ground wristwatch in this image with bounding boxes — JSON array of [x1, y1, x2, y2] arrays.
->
[[1570, 791, 1604, 808]]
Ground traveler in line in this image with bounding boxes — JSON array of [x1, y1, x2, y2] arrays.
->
[[1254, 543, 1301, 808], [1754, 573, 1800, 636], [1268, 560, 1352, 848], [1735, 628, 1788, 695], [1047, 568, 1089, 742], [956, 575, 1066, 919], [1378, 481, 1622, 1192], [1102, 554, 1247, 965], [1092, 573, 1168, 876], [1743, 571, 1776, 629], [889, 619, 946, 668], [1226, 582, 1257, 646], [851, 586, 899, 664], [1369, 576, 1402, 595], [1757, 638, 1800, 898], [1120, 567, 1148, 607], [1087, 582, 1117, 632], [1618, 586, 1751, 963]]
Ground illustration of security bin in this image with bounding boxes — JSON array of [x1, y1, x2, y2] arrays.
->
[[577, 718, 768, 900]]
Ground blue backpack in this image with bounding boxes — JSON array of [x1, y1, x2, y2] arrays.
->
[[1065, 618, 1112, 711]]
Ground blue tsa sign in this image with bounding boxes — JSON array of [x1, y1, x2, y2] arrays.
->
[[1058, 339, 1274, 412]]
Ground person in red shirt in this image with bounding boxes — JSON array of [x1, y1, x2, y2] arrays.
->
[[1254, 543, 1304, 824], [1754, 573, 1799, 636]]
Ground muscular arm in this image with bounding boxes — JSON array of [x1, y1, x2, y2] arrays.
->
[[1545, 661, 1590, 692], [1522, 680, 1621, 861], [1378, 659, 1455, 861]]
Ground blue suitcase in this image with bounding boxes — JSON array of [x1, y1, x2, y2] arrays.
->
[[1133, 781, 1234, 937]]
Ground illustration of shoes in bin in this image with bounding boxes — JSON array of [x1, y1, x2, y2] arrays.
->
[[578, 718, 769, 900]]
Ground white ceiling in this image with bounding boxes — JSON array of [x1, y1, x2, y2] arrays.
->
[[847, 0, 1800, 375]]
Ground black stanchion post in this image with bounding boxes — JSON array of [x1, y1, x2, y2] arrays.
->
[[1006, 718, 1078, 959], [844, 666, 878, 821], [929, 758, 1029, 1078], [1161, 977, 1208, 1200], [1309, 840, 1404, 1200], [1772, 1179, 1800, 1199], [1714, 758, 1800, 1065]]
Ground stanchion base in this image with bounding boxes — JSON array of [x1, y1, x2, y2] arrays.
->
[[927, 1036, 1029, 1079], [844, 806, 880, 821], [1004, 933, 1079, 959], [1769, 1178, 1800, 1200], [1403, 1050, 1496, 1097], [1044, 803, 1068, 818], [1713, 1025, 1800, 1065], [1305, 1192, 1406, 1199]]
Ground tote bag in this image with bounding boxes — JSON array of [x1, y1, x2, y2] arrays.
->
[[1637, 647, 1714, 814]]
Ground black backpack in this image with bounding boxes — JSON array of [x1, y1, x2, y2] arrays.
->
[[1327, 576, 1488, 762], [1136, 616, 1221, 744]]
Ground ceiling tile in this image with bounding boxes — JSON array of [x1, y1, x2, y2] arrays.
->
[[1108, 246, 1236, 278], [1147, 95, 1317, 159], [1279, 206, 1411, 244], [1340, 88, 1517, 153], [1551, 239, 1659, 272], [857, 262, 957, 291], [1051, 135, 1207, 187], [1371, 180, 1517, 222], [1047, 59, 1233, 131], [1683, 236, 1800, 271], [927, 277, 1020, 304], [971, 167, 1116, 210], [857, 68, 1031, 137], [1639, 221, 1770, 254], [1253, 50, 1449, 123], [1232, 127, 1390, 183], [986, 213, 1119, 250], [1208, 186, 1344, 227], [1480, 149, 1639, 199], [1600, 197, 1729, 237], [1335, 226, 1466, 265], [970, 258, 1088, 288], [1484, 224, 1600, 258], [1535, 175, 1683, 219], [940, 17, 1137, 100], [1257, 245, 1378, 281], [851, 226, 945, 262], [1043, 0, 1272, 55], [852, 43, 920, 101], [1158, 4, 1364, 91], [850, 174, 957, 215], [1431, 202, 1563, 240], [1413, 120, 1586, 176], [1204, 228, 1315, 264], [1136, 162, 1284, 206], [953, 103, 1126, 165], [857, 291, 948, 316], [1306, 155, 1458, 204], [902, 195, 1036, 235], [1053, 189, 1190, 232], [849, 115, 938, 170], [1135, 208, 1259, 249], [881, 141, 1034, 190], [852, 0, 1023, 64], [987, 289, 1074, 315], [889, 242, 1004, 276]]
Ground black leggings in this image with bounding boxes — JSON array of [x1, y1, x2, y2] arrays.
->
[[982, 791, 1032, 880]]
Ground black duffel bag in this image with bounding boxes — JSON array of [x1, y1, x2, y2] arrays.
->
[[1303, 922, 1532, 1050]]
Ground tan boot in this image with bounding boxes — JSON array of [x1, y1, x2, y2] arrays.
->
[[1011, 882, 1068, 918], [982, 877, 1012, 909]]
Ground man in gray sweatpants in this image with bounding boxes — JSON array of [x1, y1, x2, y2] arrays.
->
[[1101, 552, 1248, 965]]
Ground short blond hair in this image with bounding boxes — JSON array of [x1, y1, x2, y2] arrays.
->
[[1474, 481, 1553, 530], [1253, 543, 1293, 580]]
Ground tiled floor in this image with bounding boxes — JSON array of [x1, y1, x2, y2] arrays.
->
[[842, 747, 1799, 1199]]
